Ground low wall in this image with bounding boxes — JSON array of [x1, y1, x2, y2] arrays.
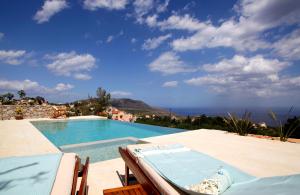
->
[[0, 105, 64, 120]]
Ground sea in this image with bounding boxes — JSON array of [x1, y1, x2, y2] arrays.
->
[[169, 107, 300, 126]]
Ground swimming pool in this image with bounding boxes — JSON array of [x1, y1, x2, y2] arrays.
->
[[60, 137, 146, 163], [31, 119, 184, 147]]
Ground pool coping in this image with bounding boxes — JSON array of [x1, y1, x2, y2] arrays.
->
[[28, 115, 107, 122], [0, 116, 108, 158], [32, 118, 183, 151], [59, 137, 147, 150]]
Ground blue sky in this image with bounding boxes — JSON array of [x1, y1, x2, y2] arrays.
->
[[0, 0, 300, 107]]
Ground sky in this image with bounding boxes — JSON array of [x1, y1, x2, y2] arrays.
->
[[0, 0, 300, 108]]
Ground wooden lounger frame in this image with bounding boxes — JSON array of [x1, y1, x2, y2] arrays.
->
[[71, 156, 90, 195], [78, 157, 89, 195], [119, 147, 160, 195], [103, 184, 147, 195]]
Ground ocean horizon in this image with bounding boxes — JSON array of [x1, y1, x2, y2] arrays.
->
[[169, 107, 300, 126]]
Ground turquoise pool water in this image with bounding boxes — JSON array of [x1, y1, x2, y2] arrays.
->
[[60, 138, 144, 163], [31, 119, 184, 147]]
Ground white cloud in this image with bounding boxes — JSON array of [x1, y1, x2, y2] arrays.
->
[[183, 1, 196, 11], [0, 32, 4, 40], [131, 38, 137, 43], [110, 90, 132, 97], [148, 51, 198, 75], [235, 0, 300, 28], [74, 73, 92, 80], [186, 74, 300, 98], [203, 55, 288, 75], [171, 18, 270, 52], [46, 51, 96, 80], [185, 55, 295, 97], [0, 79, 39, 91], [145, 14, 158, 27], [54, 83, 74, 91], [142, 34, 171, 50], [162, 81, 178, 87], [106, 30, 124, 43], [273, 29, 300, 60], [156, 0, 170, 13], [133, 0, 154, 17], [133, 0, 169, 23], [185, 76, 232, 86], [168, 0, 300, 52], [0, 79, 73, 94], [106, 35, 114, 43], [83, 0, 128, 11], [145, 14, 207, 32], [33, 0, 68, 24], [0, 50, 27, 65]]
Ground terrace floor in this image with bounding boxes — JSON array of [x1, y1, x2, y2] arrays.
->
[[1, 116, 300, 195]]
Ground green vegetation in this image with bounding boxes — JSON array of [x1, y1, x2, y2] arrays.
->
[[136, 113, 300, 140], [66, 86, 111, 116], [14, 107, 24, 120], [269, 107, 300, 141], [110, 98, 169, 116], [136, 115, 227, 130], [0, 89, 299, 141], [0, 90, 46, 105], [35, 96, 46, 105], [17, 90, 26, 99], [0, 93, 15, 104], [95, 87, 111, 113], [224, 111, 254, 136]]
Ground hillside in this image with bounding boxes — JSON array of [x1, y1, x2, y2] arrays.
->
[[71, 98, 171, 116], [110, 98, 170, 116]]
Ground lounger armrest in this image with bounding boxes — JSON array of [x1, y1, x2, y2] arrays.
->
[[119, 147, 160, 195]]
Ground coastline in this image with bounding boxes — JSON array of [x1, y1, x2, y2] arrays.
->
[[169, 107, 300, 125]]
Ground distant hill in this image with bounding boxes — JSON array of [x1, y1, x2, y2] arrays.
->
[[110, 98, 170, 116], [70, 97, 171, 116]]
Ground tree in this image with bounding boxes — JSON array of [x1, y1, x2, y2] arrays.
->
[[35, 96, 45, 105], [4, 93, 14, 101], [1, 93, 14, 104], [0, 95, 3, 103], [17, 90, 26, 99], [95, 87, 111, 113]]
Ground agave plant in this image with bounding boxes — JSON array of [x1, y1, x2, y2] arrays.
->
[[224, 111, 253, 136], [269, 107, 300, 142]]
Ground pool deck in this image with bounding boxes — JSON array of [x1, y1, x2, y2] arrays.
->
[[1, 116, 300, 195], [0, 116, 106, 157]]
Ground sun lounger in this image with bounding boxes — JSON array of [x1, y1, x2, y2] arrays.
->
[[119, 146, 178, 194], [120, 144, 300, 195], [78, 157, 89, 195], [103, 184, 147, 195], [0, 153, 89, 195]]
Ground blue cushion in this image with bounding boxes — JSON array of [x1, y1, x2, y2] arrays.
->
[[0, 153, 62, 195], [223, 174, 300, 195]]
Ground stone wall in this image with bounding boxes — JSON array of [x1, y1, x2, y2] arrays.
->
[[0, 105, 64, 120]]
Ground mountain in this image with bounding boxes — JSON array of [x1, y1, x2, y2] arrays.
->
[[110, 98, 170, 116]]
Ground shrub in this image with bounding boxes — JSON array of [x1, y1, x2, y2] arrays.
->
[[269, 107, 300, 142], [224, 111, 253, 136], [15, 107, 23, 115]]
